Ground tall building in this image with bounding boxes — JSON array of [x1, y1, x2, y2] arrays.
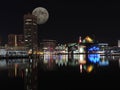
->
[[118, 40, 120, 47], [17, 34, 24, 46], [8, 34, 16, 46], [8, 34, 24, 47], [0, 36, 2, 45], [23, 13, 38, 50]]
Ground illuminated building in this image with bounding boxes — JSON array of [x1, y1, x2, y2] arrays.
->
[[40, 39, 57, 52], [88, 45, 100, 53], [24, 13, 38, 50], [118, 40, 120, 47], [55, 44, 68, 54], [17, 34, 24, 46], [68, 43, 78, 54], [79, 36, 82, 43], [0, 36, 2, 45], [97, 43, 108, 54], [40, 39, 57, 61], [78, 45, 86, 53], [8, 34, 24, 47], [82, 36, 94, 43]]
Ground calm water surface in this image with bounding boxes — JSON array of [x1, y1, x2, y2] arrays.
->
[[0, 54, 120, 89]]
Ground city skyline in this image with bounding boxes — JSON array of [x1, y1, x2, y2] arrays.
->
[[0, 0, 120, 45]]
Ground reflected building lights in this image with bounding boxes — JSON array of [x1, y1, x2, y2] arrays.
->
[[98, 56, 109, 66], [86, 65, 94, 73], [15, 64, 18, 77], [79, 54, 84, 61], [88, 54, 100, 64], [4, 58, 38, 90], [119, 58, 120, 68], [0, 59, 7, 68], [80, 64, 82, 73], [56, 55, 68, 66], [112, 56, 115, 60], [0, 53, 120, 90], [40, 52, 56, 70], [78, 54, 86, 73], [79, 54, 86, 65], [24, 59, 38, 90]]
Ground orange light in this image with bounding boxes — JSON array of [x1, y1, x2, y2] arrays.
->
[[87, 65, 93, 73], [79, 60, 86, 64]]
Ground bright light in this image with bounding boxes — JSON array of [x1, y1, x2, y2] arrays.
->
[[87, 65, 94, 73], [98, 60, 109, 66], [79, 54, 84, 61], [88, 54, 100, 63], [28, 49, 32, 54], [85, 36, 93, 43], [79, 48, 84, 53], [80, 64, 82, 73]]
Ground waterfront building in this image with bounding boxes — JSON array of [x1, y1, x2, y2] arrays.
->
[[23, 13, 38, 51], [40, 39, 56, 51], [8, 34, 24, 47], [118, 40, 120, 47]]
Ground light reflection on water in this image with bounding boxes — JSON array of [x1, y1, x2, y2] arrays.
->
[[0, 54, 119, 74], [0, 54, 120, 89], [38, 53, 120, 73]]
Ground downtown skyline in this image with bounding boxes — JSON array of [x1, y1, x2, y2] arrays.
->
[[0, 0, 120, 45]]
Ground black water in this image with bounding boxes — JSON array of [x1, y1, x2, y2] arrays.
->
[[0, 70, 24, 90], [38, 65, 120, 89], [0, 56, 120, 90]]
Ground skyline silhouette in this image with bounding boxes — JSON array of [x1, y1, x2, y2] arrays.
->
[[0, 0, 120, 45]]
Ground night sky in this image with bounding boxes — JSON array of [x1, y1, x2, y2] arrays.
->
[[0, 0, 120, 45]]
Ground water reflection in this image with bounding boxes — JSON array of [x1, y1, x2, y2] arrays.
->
[[0, 54, 120, 89], [98, 56, 109, 66], [54, 54, 119, 73], [39, 54, 56, 70], [7, 59, 29, 78], [119, 58, 120, 67], [88, 54, 100, 63], [56, 54, 68, 66], [24, 58, 38, 90], [0, 59, 7, 68], [0, 58, 38, 90], [38, 53, 120, 74]]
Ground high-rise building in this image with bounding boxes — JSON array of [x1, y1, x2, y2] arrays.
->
[[8, 34, 24, 46], [23, 13, 38, 50], [8, 34, 24, 47]]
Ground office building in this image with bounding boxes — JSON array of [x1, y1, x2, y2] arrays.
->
[[8, 34, 24, 47], [23, 13, 38, 50]]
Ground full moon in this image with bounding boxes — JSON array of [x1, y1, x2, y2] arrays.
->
[[32, 7, 49, 24]]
